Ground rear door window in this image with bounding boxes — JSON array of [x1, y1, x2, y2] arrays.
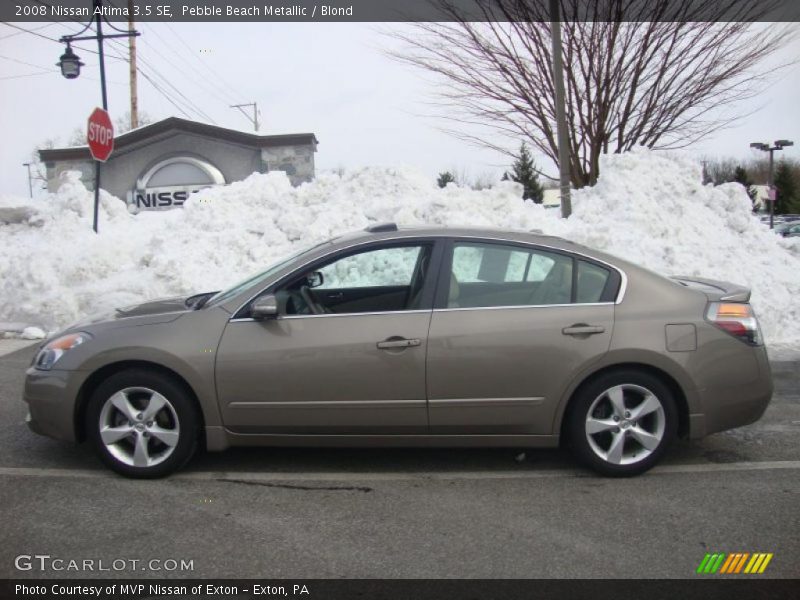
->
[[576, 260, 611, 303], [448, 242, 573, 308]]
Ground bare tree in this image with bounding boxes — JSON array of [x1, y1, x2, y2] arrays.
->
[[389, 0, 793, 187], [700, 156, 739, 185]]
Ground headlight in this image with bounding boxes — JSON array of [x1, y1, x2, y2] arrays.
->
[[33, 332, 92, 370]]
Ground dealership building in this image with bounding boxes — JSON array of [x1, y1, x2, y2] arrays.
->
[[39, 117, 318, 211]]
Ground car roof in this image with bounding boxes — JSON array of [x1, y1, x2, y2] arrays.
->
[[333, 223, 570, 246], [327, 223, 657, 279]]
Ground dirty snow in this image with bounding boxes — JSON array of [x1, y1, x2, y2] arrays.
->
[[0, 149, 798, 345]]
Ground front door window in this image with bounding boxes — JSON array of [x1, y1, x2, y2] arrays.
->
[[277, 244, 432, 315]]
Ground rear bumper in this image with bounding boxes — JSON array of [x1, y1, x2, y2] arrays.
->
[[692, 346, 773, 437], [23, 367, 86, 443]]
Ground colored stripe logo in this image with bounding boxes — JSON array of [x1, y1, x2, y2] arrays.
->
[[696, 552, 773, 574]]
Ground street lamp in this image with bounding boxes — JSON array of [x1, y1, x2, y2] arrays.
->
[[750, 139, 794, 229], [57, 0, 139, 233], [57, 44, 84, 79]]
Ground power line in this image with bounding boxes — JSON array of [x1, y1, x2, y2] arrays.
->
[[16, 3, 220, 123], [136, 68, 194, 119], [0, 53, 53, 71], [1, 21, 66, 42], [0, 21, 58, 41], [106, 36, 217, 123], [102, 36, 205, 121], [0, 22, 126, 61], [0, 19, 216, 124], [142, 23, 238, 107], [162, 22, 242, 102], [0, 71, 52, 81], [137, 51, 218, 123]]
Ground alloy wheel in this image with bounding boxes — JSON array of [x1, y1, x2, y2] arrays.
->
[[98, 387, 181, 468], [584, 384, 666, 466]]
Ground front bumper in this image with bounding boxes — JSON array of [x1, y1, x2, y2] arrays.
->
[[23, 367, 87, 443]]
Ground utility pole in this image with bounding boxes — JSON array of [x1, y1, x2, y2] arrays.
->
[[127, 0, 138, 129], [550, 0, 572, 219], [56, 0, 139, 233], [22, 163, 33, 198], [231, 102, 259, 131]]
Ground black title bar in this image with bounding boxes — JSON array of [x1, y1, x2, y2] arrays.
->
[[3, 579, 800, 600], [3, 0, 800, 22]]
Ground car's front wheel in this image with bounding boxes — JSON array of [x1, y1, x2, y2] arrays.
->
[[568, 370, 677, 476], [86, 369, 200, 478]]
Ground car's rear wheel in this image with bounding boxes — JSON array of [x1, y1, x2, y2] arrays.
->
[[86, 370, 199, 478], [567, 370, 677, 476]]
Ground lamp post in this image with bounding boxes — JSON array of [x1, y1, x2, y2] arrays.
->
[[750, 140, 794, 229], [56, 0, 139, 233]]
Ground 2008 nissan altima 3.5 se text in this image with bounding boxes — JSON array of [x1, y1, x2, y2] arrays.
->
[[23, 224, 772, 478]]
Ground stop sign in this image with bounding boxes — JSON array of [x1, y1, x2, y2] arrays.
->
[[87, 108, 114, 162]]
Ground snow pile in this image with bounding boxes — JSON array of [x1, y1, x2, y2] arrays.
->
[[1, 150, 798, 346], [562, 152, 800, 348]]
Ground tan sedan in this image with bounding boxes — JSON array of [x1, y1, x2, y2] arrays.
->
[[24, 224, 772, 477]]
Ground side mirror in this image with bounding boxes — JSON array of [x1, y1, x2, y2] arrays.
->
[[306, 271, 324, 288], [251, 295, 278, 319]]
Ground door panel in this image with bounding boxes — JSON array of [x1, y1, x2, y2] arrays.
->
[[426, 304, 614, 434], [216, 311, 431, 434], [312, 285, 409, 313]]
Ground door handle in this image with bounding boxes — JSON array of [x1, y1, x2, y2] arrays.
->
[[562, 324, 606, 336], [377, 338, 421, 349]]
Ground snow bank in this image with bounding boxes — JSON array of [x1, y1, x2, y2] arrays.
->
[[562, 151, 800, 346], [1, 151, 798, 346]]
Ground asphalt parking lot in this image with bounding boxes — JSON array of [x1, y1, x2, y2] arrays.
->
[[1, 344, 798, 580]]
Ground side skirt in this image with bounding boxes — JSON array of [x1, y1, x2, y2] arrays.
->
[[205, 428, 560, 451]]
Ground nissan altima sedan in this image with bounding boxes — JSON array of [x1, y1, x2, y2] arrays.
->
[[24, 224, 772, 477]]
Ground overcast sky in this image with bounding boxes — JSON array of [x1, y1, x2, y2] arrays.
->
[[1, 22, 798, 197]]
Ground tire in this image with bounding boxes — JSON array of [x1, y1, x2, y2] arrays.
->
[[567, 369, 677, 477], [85, 369, 200, 478]]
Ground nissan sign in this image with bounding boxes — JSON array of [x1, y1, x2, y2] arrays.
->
[[128, 185, 210, 211]]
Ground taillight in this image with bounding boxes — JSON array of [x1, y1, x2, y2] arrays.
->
[[706, 302, 763, 346]]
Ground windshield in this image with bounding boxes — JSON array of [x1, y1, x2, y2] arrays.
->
[[205, 239, 334, 307]]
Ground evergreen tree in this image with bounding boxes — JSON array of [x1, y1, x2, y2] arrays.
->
[[437, 171, 455, 188], [733, 165, 758, 210], [773, 160, 799, 215], [505, 142, 544, 203]]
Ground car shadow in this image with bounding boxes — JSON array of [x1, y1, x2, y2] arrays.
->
[[185, 445, 578, 476]]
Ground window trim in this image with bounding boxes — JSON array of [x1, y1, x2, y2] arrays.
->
[[231, 237, 445, 320], [229, 234, 627, 321], [434, 237, 624, 310]]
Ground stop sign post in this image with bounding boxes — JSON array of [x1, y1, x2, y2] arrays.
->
[[87, 108, 114, 162], [86, 108, 114, 233]]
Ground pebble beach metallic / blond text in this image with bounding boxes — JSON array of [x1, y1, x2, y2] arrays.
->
[[181, 5, 355, 17]]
